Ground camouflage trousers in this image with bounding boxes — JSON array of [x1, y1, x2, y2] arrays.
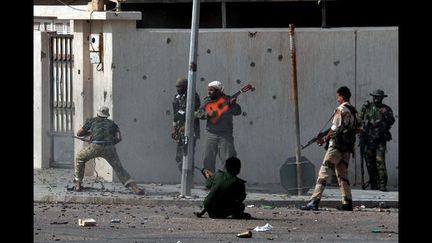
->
[[364, 142, 387, 190], [203, 132, 237, 173], [176, 136, 198, 172], [311, 145, 352, 204], [74, 144, 134, 187]]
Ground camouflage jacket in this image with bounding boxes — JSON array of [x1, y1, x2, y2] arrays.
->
[[82, 117, 120, 144], [172, 92, 201, 139], [358, 100, 395, 143]]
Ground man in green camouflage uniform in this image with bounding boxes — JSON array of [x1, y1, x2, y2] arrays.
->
[[73, 106, 144, 195], [171, 77, 201, 172], [358, 89, 395, 191], [301, 86, 359, 211], [195, 157, 251, 219], [195, 81, 242, 173]]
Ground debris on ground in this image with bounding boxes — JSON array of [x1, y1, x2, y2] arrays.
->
[[78, 218, 96, 226], [236, 230, 252, 238], [260, 205, 274, 210], [253, 223, 273, 232]]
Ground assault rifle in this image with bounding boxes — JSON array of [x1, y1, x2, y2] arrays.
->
[[301, 128, 330, 150], [194, 166, 214, 180], [358, 132, 369, 189], [193, 166, 214, 218], [358, 120, 379, 190]]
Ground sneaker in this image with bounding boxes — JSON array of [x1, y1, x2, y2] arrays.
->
[[127, 182, 145, 195], [300, 199, 320, 210], [73, 179, 82, 192]]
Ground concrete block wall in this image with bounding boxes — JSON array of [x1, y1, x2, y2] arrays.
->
[[93, 26, 398, 187]]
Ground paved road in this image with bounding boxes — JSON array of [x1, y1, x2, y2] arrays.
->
[[34, 168, 399, 209], [34, 202, 398, 242]]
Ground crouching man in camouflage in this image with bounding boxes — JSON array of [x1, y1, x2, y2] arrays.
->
[[73, 106, 144, 195]]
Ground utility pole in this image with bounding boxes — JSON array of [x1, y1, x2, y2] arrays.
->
[[318, 0, 327, 28], [289, 24, 303, 196], [181, 0, 200, 197]]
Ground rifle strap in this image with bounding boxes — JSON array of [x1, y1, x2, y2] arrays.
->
[[319, 110, 336, 133]]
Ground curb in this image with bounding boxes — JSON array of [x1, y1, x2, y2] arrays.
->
[[34, 193, 398, 209]]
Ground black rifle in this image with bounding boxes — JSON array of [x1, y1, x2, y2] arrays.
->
[[301, 128, 330, 150], [359, 120, 380, 190], [194, 166, 215, 180], [194, 166, 206, 179], [193, 166, 211, 218], [359, 134, 368, 189]]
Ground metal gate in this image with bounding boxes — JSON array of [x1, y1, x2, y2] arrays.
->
[[50, 34, 75, 168]]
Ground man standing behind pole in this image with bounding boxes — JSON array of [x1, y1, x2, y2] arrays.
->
[[358, 89, 395, 191], [300, 86, 359, 211], [171, 77, 201, 172], [195, 81, 242, 173]]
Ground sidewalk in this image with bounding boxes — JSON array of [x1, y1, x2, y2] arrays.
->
[[34, 168, 398, 209]]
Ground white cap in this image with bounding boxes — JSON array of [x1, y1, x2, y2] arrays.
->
[[97, 106, 110, 117], [208, 80, 224, 91]]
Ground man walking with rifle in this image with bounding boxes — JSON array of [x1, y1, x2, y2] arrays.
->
[[301, 86, 359, 211], [358, 89, 395, 191]]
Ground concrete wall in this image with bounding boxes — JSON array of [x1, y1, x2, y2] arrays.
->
[[355, 27, 398, 186], [34, 31, 51, 169], [89, 26, 398, 187]]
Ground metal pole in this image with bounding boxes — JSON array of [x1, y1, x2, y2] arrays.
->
[[319, 0, 327, 28], [289, 24, 303, 196], [221, 1, 226, 28], [181, 0, 200, 197]]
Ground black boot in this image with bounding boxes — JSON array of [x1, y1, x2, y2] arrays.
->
[[337, 199, 353, 211], [369, 179, 378, 190], [300, 198, 320, 210]]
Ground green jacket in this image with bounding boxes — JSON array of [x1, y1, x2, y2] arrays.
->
[[82, 117, 119, 143], [204, 170, 246, 218], [358, 101, 395, 144]]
